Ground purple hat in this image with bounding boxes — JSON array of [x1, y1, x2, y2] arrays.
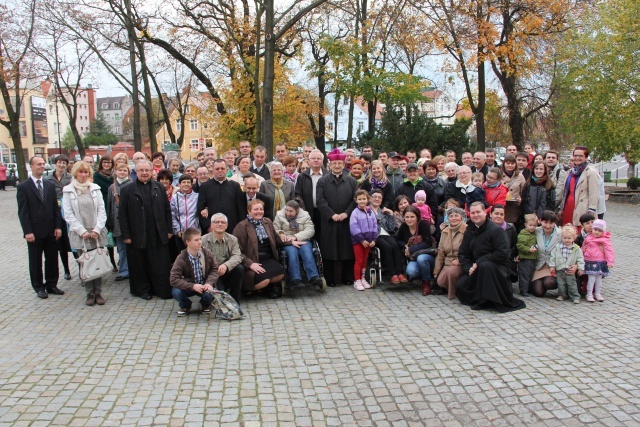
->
[[327, 148, 346, 162], [415, 190, 426, 201], [592, 219, 606, 231]]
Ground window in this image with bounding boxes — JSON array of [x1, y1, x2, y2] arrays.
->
[[190, 119, 198, 130], [176, 119, 182, 131], [114, 126, 120, 134], [113, 102, 120, 109], [326, 122, 334, 133], [114, 113, 120, 121], [357, 121, 364, 133], [338, 110, 344, 117], [184, 105, 190, 113], [190, 139, 200, 151], [343, 97, 348, 106], [105, 114, 111, 120], [203, 122, 208, 129], [19, 121, 27, 137], [101, 103, 108, 109]]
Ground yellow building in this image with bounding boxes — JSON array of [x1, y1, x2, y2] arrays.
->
[[0, 86, 51, 163], [155, 91, 217, 161]]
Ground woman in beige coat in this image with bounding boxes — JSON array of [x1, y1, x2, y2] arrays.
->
[[558, 146, 599, 229], [273, 200, 322, 287], [433, 207, 467, 299]]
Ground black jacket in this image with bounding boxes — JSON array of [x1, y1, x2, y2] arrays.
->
[[458, 219, 510, 274], [240, 192, 274, 221], [360, 178, 395, 209], [250, 164, 271, 180], [118, 179, 172, 248], [294, 168, 328, 211], [197, 179, 245, 232], [17, 178, 63, 239], [396, 179, 439, 221]]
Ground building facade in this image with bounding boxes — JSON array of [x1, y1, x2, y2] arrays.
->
[[97, 95, 132, 139]]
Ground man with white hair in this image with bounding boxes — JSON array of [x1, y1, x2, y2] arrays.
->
[[119, 159, 173, 300], [130, 151, 147, 181], [295, 149, 328, 236], [201, 213, 244, 304], [471, 151, 489, 178]]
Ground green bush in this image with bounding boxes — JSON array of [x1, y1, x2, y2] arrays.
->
[[627, 177, 640, 190]]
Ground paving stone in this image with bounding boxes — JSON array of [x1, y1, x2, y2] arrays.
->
[[0, 190, 638, 425]]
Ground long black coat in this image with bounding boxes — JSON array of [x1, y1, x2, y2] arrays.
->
[[455, 219, 525, 312], [316, 172, 357, 261], [197, 179, 245, 232], [119, 180, 172, 249]]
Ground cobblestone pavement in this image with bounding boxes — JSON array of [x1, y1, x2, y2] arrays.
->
[[0, 187, 638, 426]]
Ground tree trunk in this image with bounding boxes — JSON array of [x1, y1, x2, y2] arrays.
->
[[476, 60, 486, 151], [70, 124, 85, 158], [149, 72, 177, 145], [367, 100, 376, 134], [138, 43, 157, 153], [9, 120, 28, 182], [261, 0, 275, 159], [125, 0, 142, 151], [347, 96, 355, 148], [317, 75, 327, 155], [254, 11, 262, 146]]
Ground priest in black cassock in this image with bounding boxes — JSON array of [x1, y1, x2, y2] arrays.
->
[[197, 159, 245, 233], [316, 149, 358, 286], [455, 201, 526, 312], [119, 160, 173, 299]]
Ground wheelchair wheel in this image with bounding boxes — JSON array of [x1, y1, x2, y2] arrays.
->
[[370, 272, 377, 288], [281, 280, 286, 296], [320, 277, 327, 293]]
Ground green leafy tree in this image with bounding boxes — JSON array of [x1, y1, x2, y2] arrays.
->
[[60, 128, 77, 151], [83, 113, 118, 147], [360, 106, 473, 157], [556, 0, 639, 176]]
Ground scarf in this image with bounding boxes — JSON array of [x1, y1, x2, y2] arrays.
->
[[456, 180, 475, 194], [285, 213, 299, 231], [449, 222, 464, 234], [247, 215, 269, 244], [426, 177, 439, 186], [504, 169, 514, 178], [350, 172, 365, 186], [571, 161, 588, 177], [273, 180, 286, 212], [484, 180, 500, 188], [71, 179, 91, 194], [99, 169, 112, 178], [166, 186, 173, 202], [284, 172, 298, 183], [116, 177, 129, 184], [531, 175, 547, 186], [370, 176, 388, 189], [563, 162, 588, 202]]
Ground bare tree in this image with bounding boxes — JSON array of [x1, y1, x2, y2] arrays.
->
[[0, 0, 39, 180]]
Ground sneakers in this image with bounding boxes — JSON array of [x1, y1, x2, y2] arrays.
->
[[594, 294, 605, 302], [202, 305, 211, 314], [556, 296, 565, 301], [361, 277, 371, 289], [586, 295, 595, 303], [573, 299, 580, 304], [177, 306, 191, 316], [391, 275, 400, 284], [354, 280, 365, 291], [398, 274, 409, 283]]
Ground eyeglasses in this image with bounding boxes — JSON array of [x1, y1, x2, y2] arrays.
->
[[212, 221, 227, 224]]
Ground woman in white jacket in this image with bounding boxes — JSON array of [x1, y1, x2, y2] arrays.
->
[[273, 200, 322, 288], [62, 161, 108, 306]]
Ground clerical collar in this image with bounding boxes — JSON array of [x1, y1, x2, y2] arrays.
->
[[214, 178, 226, 184]]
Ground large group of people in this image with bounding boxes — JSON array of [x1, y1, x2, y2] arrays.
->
[[16, 141, 614, 315]]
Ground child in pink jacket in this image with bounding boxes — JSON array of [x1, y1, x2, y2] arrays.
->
[[581, 219, 614, 302]]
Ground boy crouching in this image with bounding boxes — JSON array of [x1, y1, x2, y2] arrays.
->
[[170, 227, 219, 316]]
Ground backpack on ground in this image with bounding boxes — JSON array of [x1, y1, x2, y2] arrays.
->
[[209, 290, 244, 320]]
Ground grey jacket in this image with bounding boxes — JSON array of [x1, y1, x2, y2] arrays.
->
[[44, 171, 72, 201], [548, 243, 585, 271]]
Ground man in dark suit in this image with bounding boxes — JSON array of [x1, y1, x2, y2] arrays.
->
[[17, 156, 64, 299], [197, 159, 246, 233], [249, 145, 270, 180], [242, 176, 273, 220], [294, 149, 327, 237]]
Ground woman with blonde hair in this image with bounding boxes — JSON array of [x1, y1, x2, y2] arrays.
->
[[360, 160, 394, 209], [112, 152, 129, 166], [62, 161, 108, 306]]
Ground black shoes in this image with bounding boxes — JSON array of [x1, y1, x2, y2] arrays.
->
[[140, 294, 152, 300], [114, 275, 129, 282], [268, 283, 282, 299], [64, 273, 72, 280], [47, 287, 65, 295], [37, 291, 48, 299], [289, 279, 303, 288], [309, 276, 323, 287]]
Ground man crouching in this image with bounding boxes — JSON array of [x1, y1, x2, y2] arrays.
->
[[170, 227, 219, 316]]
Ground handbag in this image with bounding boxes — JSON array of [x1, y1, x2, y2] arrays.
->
[[505, 200, 521, 224], [77, 239, 111, 282], [380, 213, 398, 236]]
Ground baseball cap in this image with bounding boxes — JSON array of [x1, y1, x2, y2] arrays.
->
[[389, 151, 402, 159], [406, 163, 419, 171]]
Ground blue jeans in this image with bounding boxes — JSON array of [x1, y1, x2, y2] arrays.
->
[[283, 242, 319, 282], [405, 254, 435, 281], [172, 287, 214, 309], [115, 236, 129, 277]]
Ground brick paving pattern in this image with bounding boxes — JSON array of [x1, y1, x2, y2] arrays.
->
[[0, 187, 638, 426]]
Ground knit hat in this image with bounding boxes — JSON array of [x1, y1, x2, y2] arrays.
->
[[327, 148, 345, 162], [350, 159, 364, 168], [592, 219, 606, 231], [415, 190, 426, 202]]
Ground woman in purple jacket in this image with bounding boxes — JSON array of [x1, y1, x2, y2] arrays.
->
[[350, 190, 379, 291]]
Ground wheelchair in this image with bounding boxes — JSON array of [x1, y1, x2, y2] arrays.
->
[[279, 239, 327, 294], [363, 246, 382, 288]]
